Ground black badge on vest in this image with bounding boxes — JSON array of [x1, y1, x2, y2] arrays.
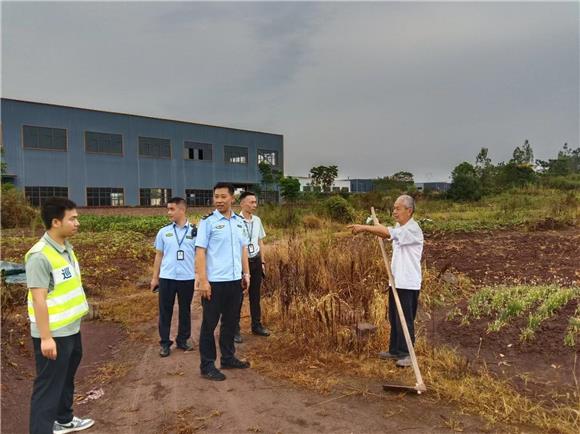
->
[[190, 224, 198, 237]]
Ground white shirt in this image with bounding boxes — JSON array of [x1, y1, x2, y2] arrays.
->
[[387, 218, 423, 290], [240, 212, 266, 258]]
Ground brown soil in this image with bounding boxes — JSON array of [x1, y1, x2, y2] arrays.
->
[[81, 303, 496, 434], [2, 227, 578, 433], [427, 300, 579, 403], [424, 228, 580, 286], [1, 318, 126, 434], [422, 228, 580, 403]]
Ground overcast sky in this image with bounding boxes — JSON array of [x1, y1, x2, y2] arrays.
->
[[2, 1, 578, 181]]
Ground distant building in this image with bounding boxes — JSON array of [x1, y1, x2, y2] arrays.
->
[[349, 178, 375, 193], [414, 182, 450, 192], [1, 98, 284, 206], [292, 176, 351, 193]]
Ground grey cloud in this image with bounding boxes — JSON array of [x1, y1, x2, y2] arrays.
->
[[2, 1, 578, 181]]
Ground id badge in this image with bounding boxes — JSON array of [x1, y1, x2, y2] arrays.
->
[[248, 244, 255, 254], [177, 250, 185, 261]]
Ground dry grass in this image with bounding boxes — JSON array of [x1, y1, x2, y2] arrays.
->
[[253, 232, 580, 434]]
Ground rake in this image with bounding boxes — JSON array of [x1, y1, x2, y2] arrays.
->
[[370, 207, 427, 394]]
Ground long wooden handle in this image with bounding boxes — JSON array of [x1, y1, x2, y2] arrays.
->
[[371, 207, 426, 392]]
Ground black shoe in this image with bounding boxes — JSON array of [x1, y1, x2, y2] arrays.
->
[[234, 333, 243, 344], [252, 325, 270, 337], [159, 345, 171, 357], [221, 358, 251, 369], [176, 341, 194, 352], [201, 367, 226, 381]]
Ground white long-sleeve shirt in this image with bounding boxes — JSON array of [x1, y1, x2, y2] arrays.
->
[[387, 218, 424, 290]]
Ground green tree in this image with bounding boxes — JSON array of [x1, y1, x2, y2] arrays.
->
[[279, 176, 300, 201], [1, 147, 7, 177], [374, 171, 414, 192], [309, 165, 338, 192], [498, 162, 536, 187], [258, 161, 282, 185], [511, 140, 534, 165], [391, 171, 414, 184], [474, 147, 496, 194], [448, 162, 482, 201]]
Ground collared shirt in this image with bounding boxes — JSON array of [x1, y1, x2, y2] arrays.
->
[[195, 210, 246, 282], [387, 218, 424, 290], [154, 221, 196, 281], [239, 212, 266, 258], [25, 233, 82, 338]]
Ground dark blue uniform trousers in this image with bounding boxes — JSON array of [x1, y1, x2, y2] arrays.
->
[[199, 280, 242, 372], [388, 287, 420, 357], [158, 278, 195, 347], [30, 332, 82, 434]]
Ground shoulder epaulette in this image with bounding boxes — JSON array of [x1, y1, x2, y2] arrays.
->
[[201, 212, 213, 220]]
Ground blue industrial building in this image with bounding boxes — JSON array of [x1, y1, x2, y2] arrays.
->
[[1, 99, 283, 206]]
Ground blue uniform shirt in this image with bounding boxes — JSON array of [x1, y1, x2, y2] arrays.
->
[[195, 210, 246, 282], [154, 221, 196, 281]]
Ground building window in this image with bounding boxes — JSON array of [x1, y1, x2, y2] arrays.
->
[[224, 146, 248, 164], [184, 141, 212, 161], [185, 189, 213, 206], [140, 188, 172, 206], [87, 187, 124, 206], [23, 125, 67, 151], [139, 136, 171, 159], [258, 149, 279, 167], [25, 186, 68, 207], [85, 131, 123, 155], [303, 186, 312, 192]]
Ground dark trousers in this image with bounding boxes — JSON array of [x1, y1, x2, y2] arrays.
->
[[30, 332, 82, 434], [199, 280, 242, 372], [388, 288, 420, 357], [237, 257, 263, 331], [158, 278, 195, 347]]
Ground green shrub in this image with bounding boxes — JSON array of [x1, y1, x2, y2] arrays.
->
[[540, 174, 580, 191], [1, 185, 38, 229], [324, 195, 356, 223], [78, 215, 169, 236], [259, 204, 301, 229]]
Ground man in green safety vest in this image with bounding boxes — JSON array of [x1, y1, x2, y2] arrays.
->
[[25, 197, 95, 434]]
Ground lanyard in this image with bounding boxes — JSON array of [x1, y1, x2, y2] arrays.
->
[[173, 222, 189, 249], [243, 220, 254, 243]]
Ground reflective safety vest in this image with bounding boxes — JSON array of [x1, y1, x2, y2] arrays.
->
[[24, 239, 89, 330]]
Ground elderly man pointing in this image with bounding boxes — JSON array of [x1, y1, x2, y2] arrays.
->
[[348, 194, 424, 368]]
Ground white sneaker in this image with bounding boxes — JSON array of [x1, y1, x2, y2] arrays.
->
[[396, 356, 412, 368], [53, 416, 95, 433]]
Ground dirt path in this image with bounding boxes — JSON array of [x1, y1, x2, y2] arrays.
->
[[83, 302, 496, 434], [0, 321, 127, 434]]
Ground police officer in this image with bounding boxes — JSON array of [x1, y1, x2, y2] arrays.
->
[[195, 182, 251, 381], [235, 191, 270, 343], [25, 197, 95, 434], [150, 197, 197, 357]]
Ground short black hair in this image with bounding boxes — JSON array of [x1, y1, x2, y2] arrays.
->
[[239, 191, 256, 201], [213, 182, 234, 195], [41, 197, 77, 229], [167, 197, 186, 207]]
